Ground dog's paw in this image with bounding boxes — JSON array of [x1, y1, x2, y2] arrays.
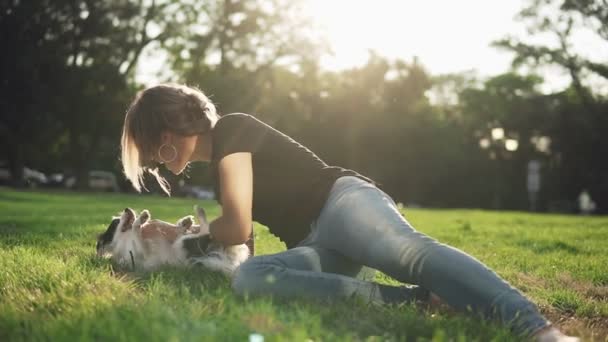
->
[[176, 215, 194, 233], [194, 205, 208, 225]]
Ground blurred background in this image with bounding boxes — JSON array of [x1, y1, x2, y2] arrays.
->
[[1, 0, 606, 214]]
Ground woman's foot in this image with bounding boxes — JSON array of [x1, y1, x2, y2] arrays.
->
[[416, 290, 447, 310], [429, 292, 443, 308], [533, 326, 579, 342]]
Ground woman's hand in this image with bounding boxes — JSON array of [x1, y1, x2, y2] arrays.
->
[[209, 152, 253, 245]]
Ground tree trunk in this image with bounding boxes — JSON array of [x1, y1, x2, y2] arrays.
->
[[219, 0, 230, 74], [68, 126, 89, 190], [7, 143, 26, 188], [1, 121, 26, 187]]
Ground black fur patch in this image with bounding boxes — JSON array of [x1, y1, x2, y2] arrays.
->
[[97, 218, 120, 251], [182, 234, 212, 258]]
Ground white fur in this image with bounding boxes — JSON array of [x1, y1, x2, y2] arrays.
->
[[181, 207, 249, 275], [102, 208, 249, 276], [189, 243, 250, 275]]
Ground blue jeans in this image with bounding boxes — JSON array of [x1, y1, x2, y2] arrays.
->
[[232, 176, 551, 337]]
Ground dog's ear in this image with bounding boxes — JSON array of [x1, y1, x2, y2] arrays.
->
[[176, 215, 194, 230], [136, 209, 150, 227], [100, 218, 120, 242], [97, 218, 120, 256], [194, 205, 208, 225], [140, 209, 150, 222], [120, 208, 136, 232]]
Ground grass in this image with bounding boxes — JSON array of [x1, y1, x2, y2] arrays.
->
[[0, 188, 606, 341]]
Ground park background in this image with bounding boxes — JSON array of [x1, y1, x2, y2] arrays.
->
[[1, 0, 607, 213], [1, 1, 608, 341]]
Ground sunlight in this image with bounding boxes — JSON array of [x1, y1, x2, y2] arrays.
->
[[491, 128, 505, 140], [134, 0, 607, 94], [505, 139, 519, 152], [304, 0, 526, 76]]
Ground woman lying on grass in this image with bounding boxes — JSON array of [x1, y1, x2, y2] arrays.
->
[[120, 83, 578, 342]]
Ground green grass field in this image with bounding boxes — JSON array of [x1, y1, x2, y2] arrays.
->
[[0, 188, 606, 341]]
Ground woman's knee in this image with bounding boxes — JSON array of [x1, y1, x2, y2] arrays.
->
[[231, 256, 277, 296]]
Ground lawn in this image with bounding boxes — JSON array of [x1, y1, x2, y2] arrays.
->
[[0, 188, 606, 341]]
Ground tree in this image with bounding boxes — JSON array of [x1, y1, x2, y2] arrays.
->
[[166, 0, 325, 114], [493, 0, 607, 105], [458, 73, 555, 209], [0, 0, 69, 185], [0, 0, 181, 188], [493, 0, 608, 212]]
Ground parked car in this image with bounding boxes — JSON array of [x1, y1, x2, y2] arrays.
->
[[179, 184, 216, 200], [46, 173, 66, 188], [65, 170, 120, 192], [0, 166, 48, 188]]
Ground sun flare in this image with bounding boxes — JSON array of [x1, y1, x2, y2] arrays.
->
[[304, 0, 525, 75]]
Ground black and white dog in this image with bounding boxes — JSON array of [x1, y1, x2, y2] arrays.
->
[[96, 207, 250, 276]]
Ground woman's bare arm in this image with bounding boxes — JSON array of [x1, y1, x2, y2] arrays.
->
[[208, 152, 253, 245]]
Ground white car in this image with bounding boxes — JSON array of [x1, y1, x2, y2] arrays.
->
[[65, 170, 120, 192], [179, 184, 216, 200], [0, 166, 48, 187]]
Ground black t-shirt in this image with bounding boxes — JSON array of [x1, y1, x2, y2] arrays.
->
[[210, 113, 374, 248]]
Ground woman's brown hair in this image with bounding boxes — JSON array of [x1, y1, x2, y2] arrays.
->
[[121, 83, 219, 194]]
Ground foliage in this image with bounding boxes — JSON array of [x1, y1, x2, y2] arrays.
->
[[493, 0, 608, 211], [1, 0, 607, 212], [0, 0, 178, 187]]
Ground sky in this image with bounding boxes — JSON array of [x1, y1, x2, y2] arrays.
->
[[137, 0, 607, 93], [304, 0, 526, 76]]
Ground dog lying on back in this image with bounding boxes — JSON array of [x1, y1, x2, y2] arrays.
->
[[96, 207, 250, 276]]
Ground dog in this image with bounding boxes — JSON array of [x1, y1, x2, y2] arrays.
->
[[96, 207, 250, 276]]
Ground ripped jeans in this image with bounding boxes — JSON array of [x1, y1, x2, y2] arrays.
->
[[232, 176, 551, 337]]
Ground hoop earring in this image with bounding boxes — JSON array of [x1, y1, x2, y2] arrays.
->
[[158, 143, 178, 163]]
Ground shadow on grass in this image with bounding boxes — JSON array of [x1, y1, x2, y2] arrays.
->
[[515, 239, 583, 255], [0, 252, 519, 341], [0, 293, 249, 342], [0, 191, 52, 203], [88, 257, 516, 340], [96, 257, 233, 298], [0, 229, 95, 250]]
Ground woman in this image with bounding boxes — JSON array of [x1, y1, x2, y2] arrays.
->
[[121, 83, 577, 341]]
